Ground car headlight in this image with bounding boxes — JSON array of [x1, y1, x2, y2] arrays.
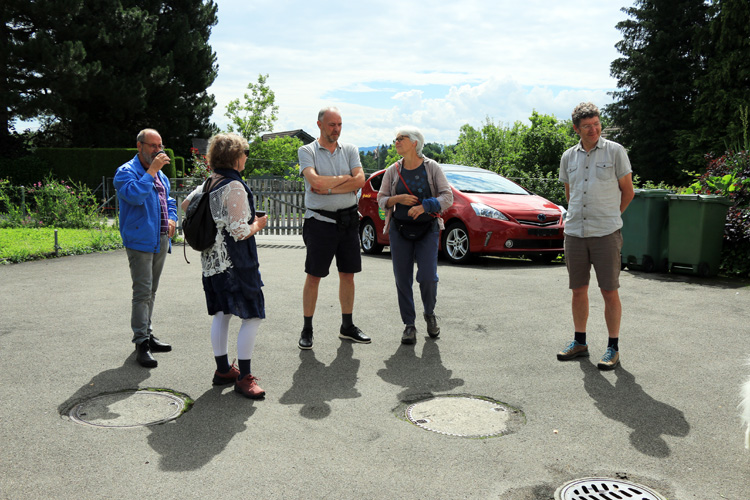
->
[[471, 202, 508, 221]]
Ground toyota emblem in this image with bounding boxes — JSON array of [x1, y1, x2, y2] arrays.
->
[[537, 213, 547, 222]]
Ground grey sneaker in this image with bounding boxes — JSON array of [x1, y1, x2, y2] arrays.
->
[[424, 313, 440, 338], [597, 347, 620, 370], [401, 325, 417, 345], [557, 340, 589, 360]]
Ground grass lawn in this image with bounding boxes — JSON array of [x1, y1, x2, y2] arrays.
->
[[0, 227, 125, 264]]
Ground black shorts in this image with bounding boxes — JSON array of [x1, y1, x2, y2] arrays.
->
[[303, 217, 362, 277]]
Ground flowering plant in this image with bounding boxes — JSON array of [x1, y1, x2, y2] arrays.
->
[[189, 148, 211, 181]]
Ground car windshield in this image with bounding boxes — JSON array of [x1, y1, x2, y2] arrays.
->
[[445, 171, 528, 195]]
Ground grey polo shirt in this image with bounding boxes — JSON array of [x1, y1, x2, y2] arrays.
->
[[298, 139, 361, 223], [559, 137, 632, 238]]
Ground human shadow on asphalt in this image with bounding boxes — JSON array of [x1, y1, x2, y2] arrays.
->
[[58, 352, 152, 416], [147, 386, 256, 471], [579, 361, 690, 457], [278, 341, 361, 419], [376, 338, 464, 401]]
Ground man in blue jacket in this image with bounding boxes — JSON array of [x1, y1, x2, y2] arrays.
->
[[114, 128, 177, 367]]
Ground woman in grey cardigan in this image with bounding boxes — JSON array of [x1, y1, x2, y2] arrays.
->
[[377, 127, 453, 345]]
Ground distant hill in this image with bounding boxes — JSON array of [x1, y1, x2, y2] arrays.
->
[[358, 146, 380, 153]]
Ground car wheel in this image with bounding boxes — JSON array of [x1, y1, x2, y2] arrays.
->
[[360, 218, 383, 255], [442, 222, 471, 264]]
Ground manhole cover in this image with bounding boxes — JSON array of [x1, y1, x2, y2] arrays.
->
[[405, 395, 524, 438], [555, 477, 667, 500], [69, 390, 188, 428]]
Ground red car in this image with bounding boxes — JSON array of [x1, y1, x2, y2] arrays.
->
[[358, 163, 565, 264]]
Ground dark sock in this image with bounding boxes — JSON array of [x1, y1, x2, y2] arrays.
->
[[342, 313, 353, 329], [574, 331, 586, 345], [608, 337, 619, 351], [215, 354, 230, 373], [238, 359, 251, 380], [303, 316, 313, 331]]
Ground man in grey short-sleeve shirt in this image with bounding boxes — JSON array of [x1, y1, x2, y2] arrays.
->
[[296, 107, 369, 350], [556, 102, 634, 370]]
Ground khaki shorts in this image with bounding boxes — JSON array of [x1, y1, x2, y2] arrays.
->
[[564, 230, 623, 290]]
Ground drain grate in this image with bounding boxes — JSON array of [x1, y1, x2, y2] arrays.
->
[[69, 389, 188, 428], [405, 395, 524, 438], [555, 477, 667, 500]]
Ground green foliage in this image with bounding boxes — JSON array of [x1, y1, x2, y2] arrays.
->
[[0, 155, 52, 186], [0, 176, 105, 229], [506, 167, 567, 208], [225, 74, 279, 141], [187, 148, 211, 182], [607, 0, 708, 184], [0, 226, 123, 264], [245, 136, 302, 177], [3, 0, 219, 155]]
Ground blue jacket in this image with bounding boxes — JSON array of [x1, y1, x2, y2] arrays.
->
[[114, 155, 177, 253]]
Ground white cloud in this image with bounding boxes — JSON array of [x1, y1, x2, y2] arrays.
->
[[207, 0, 626, 146]]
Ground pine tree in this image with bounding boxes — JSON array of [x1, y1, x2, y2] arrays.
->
[[607, 0, 708, 184]]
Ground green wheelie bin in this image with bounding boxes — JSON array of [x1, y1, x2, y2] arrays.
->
[[667, 194, 732, 277], [621, 189, 671, 272]]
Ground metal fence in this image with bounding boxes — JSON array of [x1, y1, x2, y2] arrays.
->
[[105, 176, 308, 235]]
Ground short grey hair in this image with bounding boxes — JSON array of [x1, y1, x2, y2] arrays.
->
[[395, 126, 425, 157], [136, 128, 160, 143], [318, 106, 341, 122], [571, 102, 600, 127]]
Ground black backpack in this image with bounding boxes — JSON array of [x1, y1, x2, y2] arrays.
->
[[182, 176, 231, 262]]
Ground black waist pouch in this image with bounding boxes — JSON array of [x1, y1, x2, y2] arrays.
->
[[394, 218, 433, 241], [313, 205, 360, 232]]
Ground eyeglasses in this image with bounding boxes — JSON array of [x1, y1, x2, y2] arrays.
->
[[243, 149, 250, 156], [141, 141, 165, 150], [393, 135, 410, 143], [579, 122, 601, 132]]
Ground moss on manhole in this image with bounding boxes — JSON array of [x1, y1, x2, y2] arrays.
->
[[68, 389, 192, 428], [402, 394, 525, 438]]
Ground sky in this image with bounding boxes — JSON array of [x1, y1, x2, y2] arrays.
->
[[207, 0, 631, 149]]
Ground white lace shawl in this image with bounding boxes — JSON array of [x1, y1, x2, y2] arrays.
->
[[185, 180, 253, 277]]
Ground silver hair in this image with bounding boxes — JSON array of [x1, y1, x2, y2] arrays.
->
[[396, 126, 425, 157], [136, 128, 160, 144], [317, 106, 341, 122], [571, 102, 600, 127]]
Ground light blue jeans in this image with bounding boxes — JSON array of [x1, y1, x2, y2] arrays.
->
[[126, 235, 169, 344], [389, 220, 440, 326]]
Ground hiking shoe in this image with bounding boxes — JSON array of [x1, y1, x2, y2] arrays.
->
[[234, 374, 265, 399], [424, 313, 440, 338], [401, 325, 417, 345], [339, 325, 371, 344], [557, 340, 589, 361], [597, 347, 620, 370], [212, 362, 240, 386], [298, 328, 313, 350]]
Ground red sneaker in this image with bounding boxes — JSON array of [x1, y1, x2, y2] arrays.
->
[[234, 374, 265, 399], [212, 363, 240, 386]]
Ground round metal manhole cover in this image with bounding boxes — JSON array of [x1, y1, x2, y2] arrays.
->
[[555, 477, 667, 500], [405, 395, 524, 438], [69, 390, 189, 428]]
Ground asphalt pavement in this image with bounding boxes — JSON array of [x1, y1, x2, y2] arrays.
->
[[1, 233, 749, 499]]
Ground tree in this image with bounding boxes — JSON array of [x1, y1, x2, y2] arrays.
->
[[607, 0, 708, 184], [518, 111, 577, 176], [245, 136, 302, 177], [682, 0, 750, 160], [449, 118, 525, 173], [225, 74, 279, 141], [3, 0, 219, 154]]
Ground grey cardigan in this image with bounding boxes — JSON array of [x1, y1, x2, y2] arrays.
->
[[376, 157, 453, 234]]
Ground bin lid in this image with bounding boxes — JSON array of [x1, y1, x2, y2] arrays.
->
[[634, 189, 672, 197], [667, 194, 733, 205]]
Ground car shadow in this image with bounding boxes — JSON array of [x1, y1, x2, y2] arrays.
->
[[278, 342, 361, 419], [377, 338, 465, 401], [579, 360, 690, 457], [622, 267, 750, 290], [58, 351, 151, 416], [147, 386, 256, 471]]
